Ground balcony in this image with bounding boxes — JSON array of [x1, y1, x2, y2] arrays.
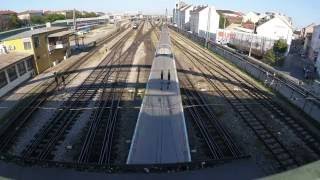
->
[[48, 42, 68, 51]]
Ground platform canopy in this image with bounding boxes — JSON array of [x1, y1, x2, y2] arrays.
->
[[48, 30, 73, 38]]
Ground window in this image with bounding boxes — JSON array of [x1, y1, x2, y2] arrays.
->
[[23, 42, 32, 50], [26, 58, 34, 71], [0, 71, 8, 88], [33, 36, 40, 48], [7, 66, 17, 82], [17, 61, 26, 76]]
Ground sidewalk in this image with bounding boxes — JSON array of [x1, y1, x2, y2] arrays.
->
[[276, 54, 320, 97]]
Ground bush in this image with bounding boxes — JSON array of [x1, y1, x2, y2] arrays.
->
[[273, 39, 288, 55], [263, 49, 276, 65]]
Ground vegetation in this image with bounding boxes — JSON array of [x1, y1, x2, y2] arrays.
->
[[65, 11, 98, 19], [45, 13, 66, 22], [263, 39, 288, 66], [30, 13, 66, 24], [0, 14, 23, 32], [219, 15, 230, 29]]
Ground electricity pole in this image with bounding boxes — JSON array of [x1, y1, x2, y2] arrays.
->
[[249, 22, 256, 57], [73, 9, 79, 47], [205, 6, 211, 48]]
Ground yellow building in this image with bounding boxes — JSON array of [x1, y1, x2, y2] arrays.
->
[[2, 26, 72, 74]]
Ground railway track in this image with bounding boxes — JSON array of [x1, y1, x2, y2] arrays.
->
[[171, 30, 320, 160], [177, 62, 244, 160], [77, 23, 155, 164], [153, 26, 245, 161], [171, 34, 304, 171], [20, 25, 137, 160], [0, 24, 131, 154]]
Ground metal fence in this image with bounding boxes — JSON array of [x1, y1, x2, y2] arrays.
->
[[170, 25, 320, 123]]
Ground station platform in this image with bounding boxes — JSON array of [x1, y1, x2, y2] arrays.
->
[[127, 27, 191, 164]]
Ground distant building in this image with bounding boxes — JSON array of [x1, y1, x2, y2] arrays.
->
[[316, 49, 320, 76], [190, 6, 220, 41], [96, 12, 106, 17], [45, 10, 73, 18], [1, 25, 71, 74], [256, 15, 293, 50], [173, 1, 187, 25], [217, 9, 243, 25], [308, 25, 320, 61], [300, 23, 316, 38], [177, 5, 193, 30], [0, 50, 35, 97], [242, 11, 260, 23], [18, 10, 43, 21], [0, 10, 17, 31], [216, 13, 293, 56]]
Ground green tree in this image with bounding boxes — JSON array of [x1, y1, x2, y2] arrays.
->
[[9, 14, 22, 28], [30, 16, 45, 24], [273, 39, 288, 56], [263, 39, 288, 66], [219, 15, 229, 29], [45, 14, 66, 22], [263, 49, 276, 65]]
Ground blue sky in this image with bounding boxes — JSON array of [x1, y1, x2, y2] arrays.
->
[[2, 0, 319, 28]]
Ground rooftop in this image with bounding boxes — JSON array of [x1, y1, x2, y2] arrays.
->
[[18, 10, 43, 15], [180, 5, 193, 12], [217, 9, 244, 16], [0, 10, 17, 15], [0, 52, 33, 70], [191, 6, 208, 13], [48, 30, 74, 38], [2, 26, 67, 41]]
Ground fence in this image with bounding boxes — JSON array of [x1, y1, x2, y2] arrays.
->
[[216, 29, 279, 57], [170, 25, 320, 123]]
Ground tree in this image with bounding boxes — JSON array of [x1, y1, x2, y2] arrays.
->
[[219, 15, 229, 29], [45, 14, 66, 22], [9, 14, 22, 28], [30, 16, 45, 24], [273, 39, 288, 56], [263, 39, 288, 66], [263, 49, 276, 65]]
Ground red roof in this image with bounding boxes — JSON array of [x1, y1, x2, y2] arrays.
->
[[0, 10, 17, 15]]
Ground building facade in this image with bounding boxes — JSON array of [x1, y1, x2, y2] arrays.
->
[[2, 26, 71, 74], [0, 51, 35, 97], [190, 6, 220, 41], [178, 5, 193, 30], [308, 25, 320, 61], [301, 23, 316, 38], [256, 15, 293, 54], [18, 10, 43, 22], [216, 14, 293, 57], [242, 12, 260, 23]]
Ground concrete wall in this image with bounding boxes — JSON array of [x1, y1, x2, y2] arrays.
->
[[208, 43, 320, 122]]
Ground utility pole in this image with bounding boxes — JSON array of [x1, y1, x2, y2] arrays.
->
[[73, 9, 79, 48], [165, 8, 168, 23], [205, 6, 211, 48], [249, 22, 256, 57]]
